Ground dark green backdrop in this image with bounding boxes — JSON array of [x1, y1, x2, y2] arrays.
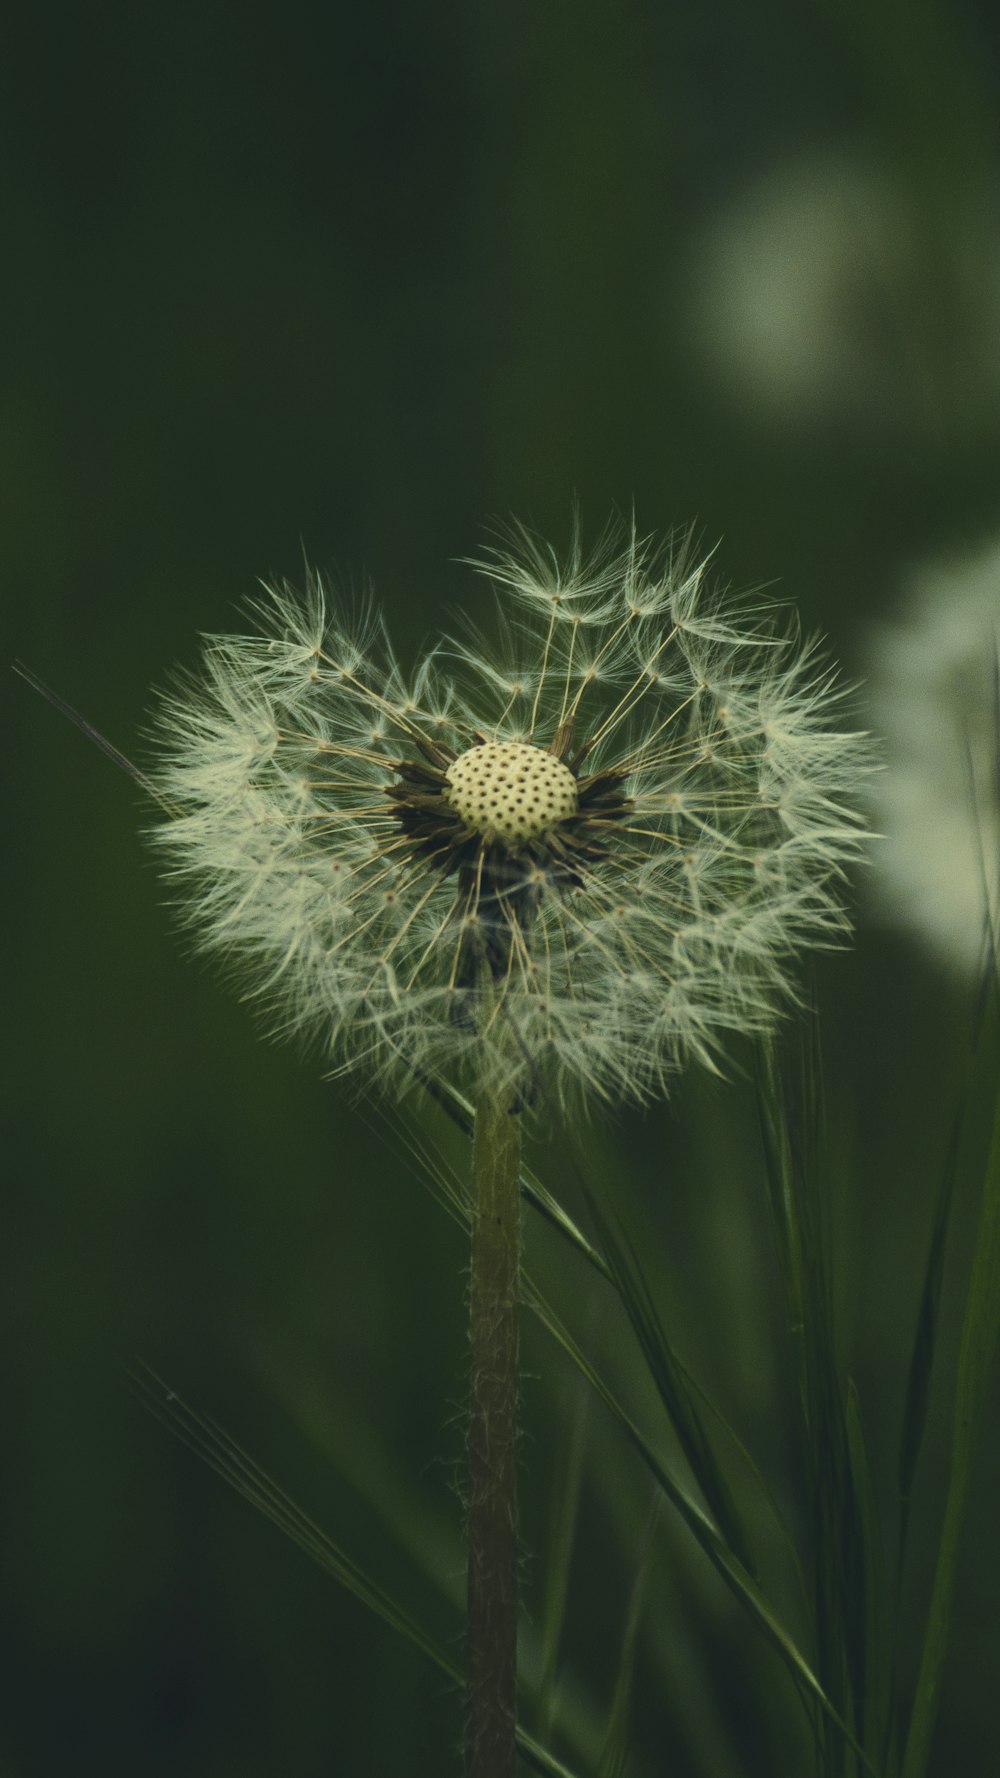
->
[[6, 3, 1000, 1773]]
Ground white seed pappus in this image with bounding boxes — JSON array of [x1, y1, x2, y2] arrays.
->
[[149, 521, 872, 1106]]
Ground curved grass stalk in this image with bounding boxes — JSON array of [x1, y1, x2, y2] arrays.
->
[[127, 1361, 583, 1778]]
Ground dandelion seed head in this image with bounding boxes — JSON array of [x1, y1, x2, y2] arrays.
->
[[149, 520, 873, 1108]]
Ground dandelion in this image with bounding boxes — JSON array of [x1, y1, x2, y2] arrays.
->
[[868, 533, 1000, 974], [150, 521, 869, 1108], [146, 518, 870, 1778], [680, 148, 1000, 446]]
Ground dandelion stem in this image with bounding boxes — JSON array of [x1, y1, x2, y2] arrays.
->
[[466, 1073, 522, 1778]]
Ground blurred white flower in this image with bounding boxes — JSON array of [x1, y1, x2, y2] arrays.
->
[[150, 522, 871, 1105], [868, 536, 1000, 972], [681, 150, 1000, 440]]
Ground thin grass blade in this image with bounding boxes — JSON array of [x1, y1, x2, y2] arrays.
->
[[894, 1106, 960, 1596], [901, 1080, 1000, 1778], [845, 1378, 892, 1774], [597, 1493, 660, 1778], [13, 661, 181, 816], [755, 1022, 876, 1774], [127, 1361, 459, 1679], [537, 1362, 592, 1740], [521, 1282, 879, 1776], [577, 1177, 758, 1578], [128, 1362, 587, 1778], [895, 906, 999, 1607]]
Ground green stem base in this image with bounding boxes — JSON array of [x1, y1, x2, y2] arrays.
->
[[465, 1083, 522, 1778]]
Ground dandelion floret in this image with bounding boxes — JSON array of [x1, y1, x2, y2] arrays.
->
[[444, 742, 579, 847]]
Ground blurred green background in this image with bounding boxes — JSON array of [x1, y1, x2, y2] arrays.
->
[[5, 2, 1000, 1773]]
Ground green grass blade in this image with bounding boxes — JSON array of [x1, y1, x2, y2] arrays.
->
[[257, 1352, 463, 1610], [901, 1081, 1000, 1778], [127, 1361, 460, 1682], [845, 1379, 892, 1772], [414, 1080, 616, 1280], [537, 1365, 592, 1740], [895, 1105, 962, 1596], [892, 911, 1000, 1612], [521, 1282, 879, 1776], [597, 1493, 660, 1778], [402, 1096, 798, 1580], [577, 1176, 758, 1579], [754, 1042, 809, 1387], [128, 1361, 588, 1778], [545, 1140, 805, 1582], [517, 1729, 589, 1778], [754, 1031, 829, 1450], [755, 1023, 876, 1773]]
